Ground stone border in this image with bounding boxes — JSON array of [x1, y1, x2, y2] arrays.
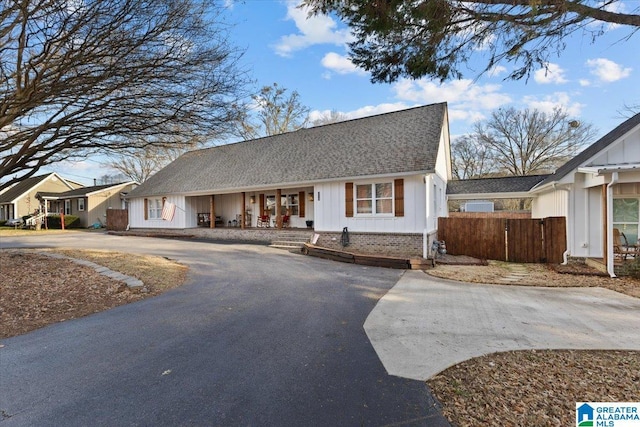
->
[[14, 250, 144, 290]]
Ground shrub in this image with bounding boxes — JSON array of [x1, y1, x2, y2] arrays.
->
[[0, 220, 6, 227], [46, 215, 81, 229]]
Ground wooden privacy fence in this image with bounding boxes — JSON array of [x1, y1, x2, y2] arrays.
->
[[438, 216, 567, 263], [106, 209, 128, 231]]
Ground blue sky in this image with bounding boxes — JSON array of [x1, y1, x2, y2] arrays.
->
[[52, 0, 640, 185]]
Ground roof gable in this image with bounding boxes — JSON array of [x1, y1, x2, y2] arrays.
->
[[55, 182, 136, 198], [0, 173, 78, 203], [536, 112, 640, 187], [128, 103, 448, 198]]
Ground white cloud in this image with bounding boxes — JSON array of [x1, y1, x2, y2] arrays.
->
[[522, 92, 584, 116], [392, 78, 511, 124], [579, 79, 591, 87], [586, 58, 632, 82], [534, 63, 568, 84], [320, 52, 366, 76], [487, 65, 507, 78], [587, 1, 626, 31], [273, 2, 353, 57], [309, 103, 410, 123]]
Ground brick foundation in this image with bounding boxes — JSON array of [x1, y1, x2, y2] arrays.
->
[[125, 227, 424, 257], [314, 231, 423, 257]]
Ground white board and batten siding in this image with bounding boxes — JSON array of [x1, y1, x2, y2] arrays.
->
[[314, 174, 433, 233], [128, 195, 187, 229]]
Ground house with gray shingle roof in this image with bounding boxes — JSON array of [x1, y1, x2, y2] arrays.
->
[[445, 113, 640, 276], [37, 182, 137, 228], [125, 103, 451, 257], [447, 175, 550, 201], [529, 112, 640, 277], [0, 173, 81, 222]]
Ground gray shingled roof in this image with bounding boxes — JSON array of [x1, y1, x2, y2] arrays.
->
[[447, 175, 549, 195], [0, 174, 52, 203], [55, 183, 131, 198], [535, 112, 640, 188], [127, 103, 447, 198]]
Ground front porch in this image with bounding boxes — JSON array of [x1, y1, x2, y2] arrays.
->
[[186, 187, 314, 230]]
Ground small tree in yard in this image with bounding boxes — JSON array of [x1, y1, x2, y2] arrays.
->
[[235, 83, 310, 140], [1, 0, 249, 191]]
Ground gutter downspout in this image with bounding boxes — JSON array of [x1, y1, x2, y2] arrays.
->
[[423, 174, 431, 259], [606, 172, 619, 278]]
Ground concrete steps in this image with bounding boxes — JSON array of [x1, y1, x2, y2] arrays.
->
[[269, 233, 311, 251]]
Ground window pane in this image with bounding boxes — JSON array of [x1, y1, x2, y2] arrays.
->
[[265, 195, 275, 215], [613, 199, 639, 222], [356, 185, 371, 198], [376, 183, 392, 198], [376, 199, 392, 214], [616, 224, 639, 244], [357, 200, 372, 214]]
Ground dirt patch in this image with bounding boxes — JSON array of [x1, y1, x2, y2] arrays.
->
[[427, 260, 640, 298], [0, 249, 187, 339], [428, 349, 640, 426]]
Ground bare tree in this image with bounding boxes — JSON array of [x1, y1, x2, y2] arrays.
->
[[450, 134, 494, 179], [303, 0, 640, 82], [104, 134, 207, 183], [474, 107, 596, 176], [1, 0, 249, 191], [312, 109, 349, 127], [618, 102, 640, 118], [235, 83, 310, 140]]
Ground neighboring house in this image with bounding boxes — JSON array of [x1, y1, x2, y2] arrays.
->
[[126, 103, 452, 257], [447, 113, 640, 276], [38, 182, 137, 228], [0, 173, 82, 222], [447, 175, 550, 206], [530, 112, 640, 276]]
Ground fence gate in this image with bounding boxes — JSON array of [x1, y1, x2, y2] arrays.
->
[[438, 216, 566, 263], [106, 209, 128, 231]]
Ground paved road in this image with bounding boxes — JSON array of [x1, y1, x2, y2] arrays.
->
[[0, 233, 449, 426]]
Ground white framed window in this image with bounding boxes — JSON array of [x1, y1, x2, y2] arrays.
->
[[356, 182, 393, 215], [78, 198, 85, 211], [64, 200, 71, 215], [613, 198, 639, 243], [281, 194, 299, 215], [265, 194, 300, 216], [148, 198, 163, 219]]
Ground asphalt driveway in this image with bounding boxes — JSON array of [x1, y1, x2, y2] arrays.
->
[[0, 233, 449, 426]]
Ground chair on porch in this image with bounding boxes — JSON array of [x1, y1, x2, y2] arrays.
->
[[281, 215, 290, 228], [257, 212, 271, 228], [613, 228, 637, 260]]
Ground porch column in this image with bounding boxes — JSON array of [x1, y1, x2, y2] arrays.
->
[[241, 192, 246, 229], [602, 184, 607, 266], [276, 189, 282, 228], [210, 195, 215, 229]]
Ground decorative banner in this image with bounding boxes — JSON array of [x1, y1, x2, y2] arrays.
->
[[161, 202, 176, 221]]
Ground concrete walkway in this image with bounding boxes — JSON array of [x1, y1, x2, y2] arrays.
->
[[364, 270, 640, 381]]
